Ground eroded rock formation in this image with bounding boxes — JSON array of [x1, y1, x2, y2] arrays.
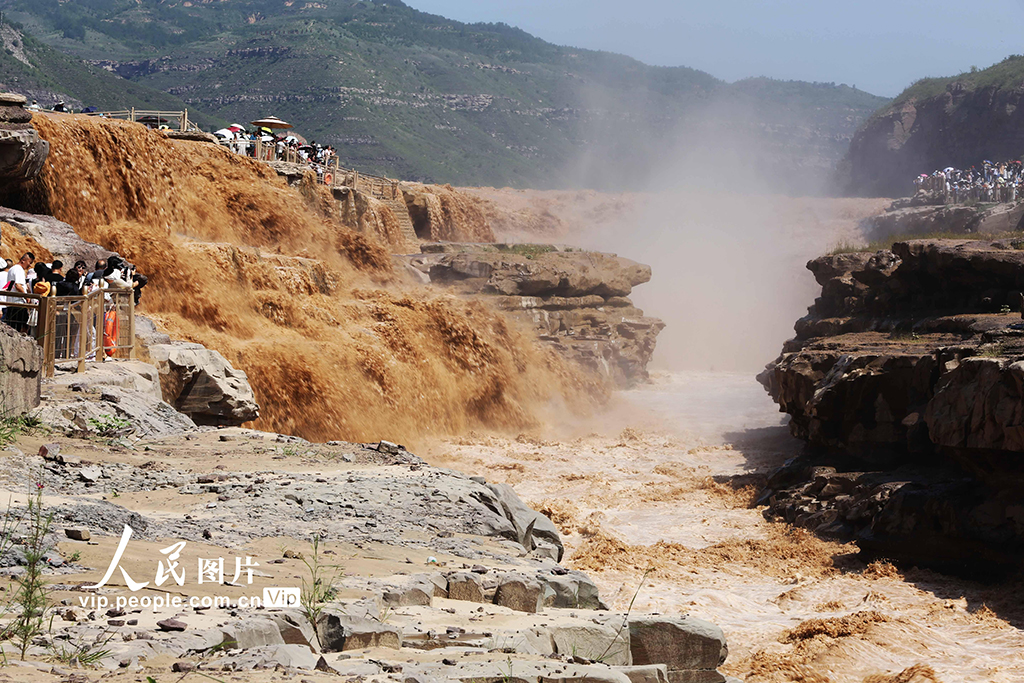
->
[[0, 93, 48, 186], [402, 244, 664, 388], [148, 341, 260, 427], [760, 239, 1024, 574]]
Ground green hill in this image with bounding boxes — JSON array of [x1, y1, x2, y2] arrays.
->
[[0, 0, 889, 191], [0, 21, 223, 130]]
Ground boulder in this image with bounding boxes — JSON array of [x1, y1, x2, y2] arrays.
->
[[550, 621, 631, 666], [148, 341, 259, 426], [493, 574, 545, 613], [0, 124, 48, 186], [628, 616, 727, 672], [315, 610, 401, 652], [540, 570, 603, 610], [157, 618, 187, 632], [225, 618, 284, 649], [134, 315, 171, 348], [382, 576, 434, 607], [446, 572, 484, 602], [163, 130, 219, 144], [268, 610, 319, 652], [479, 483, 563, 561], [0, 322, 42, 415]]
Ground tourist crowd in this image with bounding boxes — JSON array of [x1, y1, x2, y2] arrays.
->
[[217, 127, 339, 182], [915, 160, 1024, 204], [0, 253, 146, 333]]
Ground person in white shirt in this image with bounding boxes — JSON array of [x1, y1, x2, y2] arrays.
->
[[3, 252, 34, 333]]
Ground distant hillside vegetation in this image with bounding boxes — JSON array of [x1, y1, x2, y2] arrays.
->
[[841, 55, 1024, 197], [0, 0, 888, 191], [0, 22, 223, 130]]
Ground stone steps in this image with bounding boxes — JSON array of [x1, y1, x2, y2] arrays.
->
[[380, 197, 420, 251]]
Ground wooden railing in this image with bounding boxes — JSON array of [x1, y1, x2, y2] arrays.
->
[[87, 109, 201, 133], [224, 139, 400, 199], [4, 288, 136, 378]]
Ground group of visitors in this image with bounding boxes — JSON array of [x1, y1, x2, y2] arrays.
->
[[218, 127, 339, 183], [914, 160, 1024, 204], [0, 253, 147, 334]]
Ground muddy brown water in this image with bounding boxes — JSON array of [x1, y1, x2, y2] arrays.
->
[[425, 371, 1024, 683]]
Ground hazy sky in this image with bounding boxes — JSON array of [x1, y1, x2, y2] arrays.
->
[[406, 0, 1024, 97]]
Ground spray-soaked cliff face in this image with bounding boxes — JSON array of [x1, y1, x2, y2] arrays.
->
[[8, 114, 603, 442]]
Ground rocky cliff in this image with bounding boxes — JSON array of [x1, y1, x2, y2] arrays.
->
[[841, 57, 1024, 197], [760, 239, 1024, 575], [401, 244, 664, 388]]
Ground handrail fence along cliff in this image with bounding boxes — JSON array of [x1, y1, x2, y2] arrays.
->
[[87, 109, 201, 133], [227, 139, 400, 199], [6, 289, 136, 378]]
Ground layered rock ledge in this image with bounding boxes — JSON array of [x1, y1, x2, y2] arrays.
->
[[759, 239, 1024, 574], [401, 244, 665, 387], [0, 93, 48, 186]]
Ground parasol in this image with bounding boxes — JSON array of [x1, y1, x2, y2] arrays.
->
[[250, 116, 293, 130]]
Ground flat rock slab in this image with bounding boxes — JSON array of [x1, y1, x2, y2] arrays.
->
[[157, 618, 188, 632]]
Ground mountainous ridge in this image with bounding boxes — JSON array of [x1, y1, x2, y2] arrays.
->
[[0, 0, 888, 191]]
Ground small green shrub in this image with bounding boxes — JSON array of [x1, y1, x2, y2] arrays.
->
[[86, 414, 131, 436], [4, 485, 54, 660]]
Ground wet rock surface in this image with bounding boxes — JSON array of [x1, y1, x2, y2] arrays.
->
[[400, 244, 664, 387], [760, 238, 1024, 574], [0, 205, 112, 267]]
